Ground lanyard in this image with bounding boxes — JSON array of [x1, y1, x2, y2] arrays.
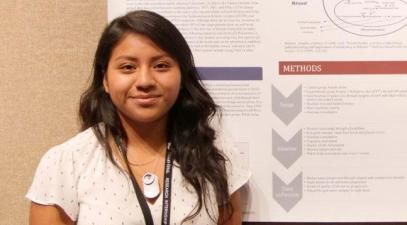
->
[[115, 137, 173, 225]]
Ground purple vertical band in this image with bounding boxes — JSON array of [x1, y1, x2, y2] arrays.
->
[[197, 67, 263, 80]]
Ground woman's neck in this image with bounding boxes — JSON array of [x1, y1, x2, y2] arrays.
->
[[119, 115, 168, 155]]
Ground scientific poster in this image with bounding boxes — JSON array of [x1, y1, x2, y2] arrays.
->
[[108, 0, 407, 222]]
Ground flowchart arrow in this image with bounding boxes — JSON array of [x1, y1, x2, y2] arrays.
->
[[272, 129, 302, 169], [272, 85, 302, 125], [273, 172, 303, 212]]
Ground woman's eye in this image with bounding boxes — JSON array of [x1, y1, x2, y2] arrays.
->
[[154, 63, 170, 71], [120, 64, 135, 72]]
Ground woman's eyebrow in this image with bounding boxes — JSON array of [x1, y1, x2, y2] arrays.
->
[[113, 55, 138, 62], [151, 54, 173, 61], [113, 54, 172, 62]]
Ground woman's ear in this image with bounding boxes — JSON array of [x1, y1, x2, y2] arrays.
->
[[103, 73, 110, 94]]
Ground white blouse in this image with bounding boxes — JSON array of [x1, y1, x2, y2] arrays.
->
[[26, 127, 250, 225]]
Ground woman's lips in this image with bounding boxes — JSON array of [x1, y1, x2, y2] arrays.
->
[[130, 95, 161, 106]]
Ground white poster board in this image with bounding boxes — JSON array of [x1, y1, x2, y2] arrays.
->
[[108, 0, 407, 222]]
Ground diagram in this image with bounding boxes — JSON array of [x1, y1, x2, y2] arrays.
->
[[323, 0, 407, 36]]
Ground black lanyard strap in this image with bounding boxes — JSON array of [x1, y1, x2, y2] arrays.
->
[[161, 144, 173, 225], [115, 137, 173, 225]]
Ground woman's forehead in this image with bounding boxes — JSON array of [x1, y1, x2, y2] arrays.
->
[[110, 32, 172, 61]]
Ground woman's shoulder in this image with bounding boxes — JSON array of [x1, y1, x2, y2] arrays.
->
[[26, 126, 104, 221], [58, 126, 100, 148], [42, 126, 104, 165]]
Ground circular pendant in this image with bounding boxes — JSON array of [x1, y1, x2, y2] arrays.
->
[[143, 172, 160, 199]]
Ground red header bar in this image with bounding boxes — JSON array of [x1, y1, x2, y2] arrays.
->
[[279, 61, 407, 75]]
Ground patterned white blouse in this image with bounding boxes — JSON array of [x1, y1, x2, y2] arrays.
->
[[26, 127, 250, 225]]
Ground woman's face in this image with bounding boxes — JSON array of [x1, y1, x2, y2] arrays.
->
[[103, 32, 181, 126]]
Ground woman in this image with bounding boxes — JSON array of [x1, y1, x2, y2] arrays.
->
[[27, 10, 250, 225]]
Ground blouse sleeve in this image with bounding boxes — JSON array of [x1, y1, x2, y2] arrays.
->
[[220, 140, 251, 195], [26, 145, 79, 221]]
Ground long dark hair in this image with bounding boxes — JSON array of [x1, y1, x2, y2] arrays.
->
[[79, 10, 232, 223]]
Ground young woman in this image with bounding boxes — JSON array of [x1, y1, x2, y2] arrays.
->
[[27, 10, 250, 225]]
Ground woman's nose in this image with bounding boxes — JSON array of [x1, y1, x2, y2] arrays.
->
[[135, 67, 156, 91]]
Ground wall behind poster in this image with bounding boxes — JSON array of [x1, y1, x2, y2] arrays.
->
[[0, 1, 106, 224]]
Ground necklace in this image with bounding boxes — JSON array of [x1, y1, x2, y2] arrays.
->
[[131, 152, 162, 199], [128, 153, 160, 166], [142, 172, 160, 199], [114, 136, 174, 225], [121, 142, 167, 199]]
